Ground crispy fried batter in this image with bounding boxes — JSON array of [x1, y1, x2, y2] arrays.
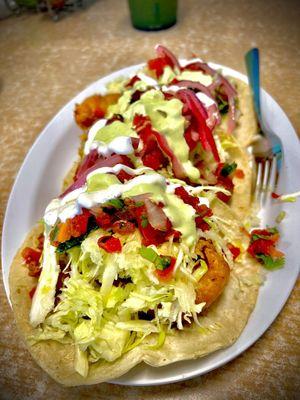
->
[[195, 238, 230, 309], [74, 93, 120, 129]]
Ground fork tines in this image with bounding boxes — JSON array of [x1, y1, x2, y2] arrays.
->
[[255, 155, 279, 207]]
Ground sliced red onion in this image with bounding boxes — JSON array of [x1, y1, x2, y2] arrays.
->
[[131, 193, 150, 203], [183, 61, 237, 133], [183, 61, 216, 76], [175, 79, 214, 99], [155, 44, 181, 71], [60, 154, 132, 198], [145, 198, 168, 231], [176, 89, 220, 162], [175, 80, 221, 129], [74, 149, 99, 181], [210, 76, 236, 133]]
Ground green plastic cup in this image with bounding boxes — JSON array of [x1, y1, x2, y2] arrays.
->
[[128, 0, 178, 31]]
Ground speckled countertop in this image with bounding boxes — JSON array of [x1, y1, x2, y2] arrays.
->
[[0, 0, 299, 398]]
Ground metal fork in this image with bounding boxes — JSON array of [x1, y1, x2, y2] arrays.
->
[[245, 48, 283, 207]]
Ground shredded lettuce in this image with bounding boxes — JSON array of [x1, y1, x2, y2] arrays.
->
[[193, 260, 208, 281], [279, 191, 300, 203], [30, 235, 60, 327], [275, 211, 286, 223]]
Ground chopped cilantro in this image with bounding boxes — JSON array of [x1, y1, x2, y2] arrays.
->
[[139, 246, 171, 271], [141, 215, 148, 228], [155, 256, 171, 271], [256, 255, 285, 270], [221, 162, 237, 177], [105, 198, 124, 209], [251, 227, 279, 241]]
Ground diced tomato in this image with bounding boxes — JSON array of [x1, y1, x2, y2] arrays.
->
[[131, 137, 140, 150], [142, 146, 167, 170], [175, 187, 212, 229], [98, 236, 122, 253], [271, 192, 280, 199], [112, 220, 136, 235], [155, 257, 176, 281], [216, 176, 234, 203], [134, 116, 168, 170], [251, 229, 279, 243], [29, 287, 36, 299], [134, 204, 173, 246], [147, 57, 169, 78], [95, 209, 113, 229], [172, 230, 181, 241], [195, 216, 210, 231], [37, 234, 44, 250], [175, 186, 199, 210], [214, 163, 235, 202], [125, 75, 141, 88], [114, 207, 136, 222], [247, 239, 274, 258], [175, 187, 198, 210], [21, 247, 42, 277], [116, 170, 134, 183], [69, 209, 91, 238], [227, 243, 241, 260], [131, 90, 144, 103], [27, 263, 41, 278], [21, 247, 42, 265], [197, 204, 213, 218], [235, 169, 245, 179], [54, 209, 91, 244], [133, 114, 186, 179]]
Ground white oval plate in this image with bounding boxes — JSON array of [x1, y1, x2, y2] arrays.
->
[[2, 62, 300, 386]]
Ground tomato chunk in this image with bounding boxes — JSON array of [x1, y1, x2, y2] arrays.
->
[[227, 243, 241, 260], [112, 220, 136, 235], [54, 209, 91, 244], [98, 236, 122, 253], [147, 57, 169, 78], [155, 257, 176, 281], [29, 287, 36, 299], [21, 247, 42, 265]]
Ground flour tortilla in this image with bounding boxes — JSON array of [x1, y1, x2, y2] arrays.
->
[[9, 201, 260, 386], [9, 76, 260, 386]]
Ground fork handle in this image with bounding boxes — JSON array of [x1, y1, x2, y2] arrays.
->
[[245, 48, 262, 122]]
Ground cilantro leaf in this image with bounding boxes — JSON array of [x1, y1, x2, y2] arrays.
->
[[155, 256, 171, 271], [256, 254, 285, 270], [141, 215, 148, 228], [221, 162, 237, 177], [104, 198, 124, 209], [251, 227, 279, 242]]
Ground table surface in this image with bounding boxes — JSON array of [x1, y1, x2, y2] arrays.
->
[[0, 0, 299, 398]]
